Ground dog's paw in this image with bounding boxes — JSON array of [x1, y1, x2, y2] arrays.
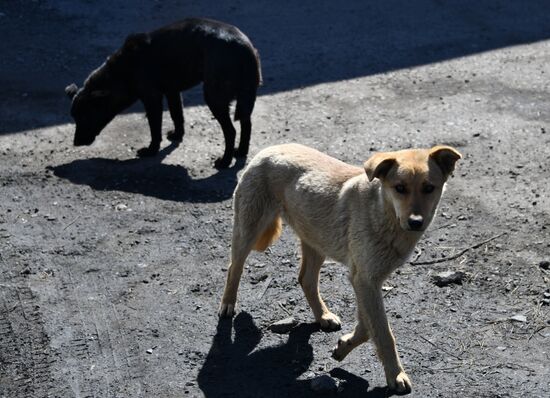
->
[[218, 302, 236, 318], [214, 156, 232, 169], [137, 146, 159, 157], [319, 312, 341, 332], [387, 371, 412, 395], [167, 130, 184, 142], [331, 332, 354, 361]]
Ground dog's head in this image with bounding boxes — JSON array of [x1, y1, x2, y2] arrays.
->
[[364, 146, 462, 232], [65, 35, 148, 147]]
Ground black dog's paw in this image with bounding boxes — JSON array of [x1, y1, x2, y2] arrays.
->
[[137, 146, 159, 157], [214, 156, 232, 169], [167, 130, 184, 142], [234, 147, 249, 158]]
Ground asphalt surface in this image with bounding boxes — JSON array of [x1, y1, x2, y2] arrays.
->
[[1, 1, 549, 397]]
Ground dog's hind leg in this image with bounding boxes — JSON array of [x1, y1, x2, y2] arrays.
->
[[219, 193, 280, 317], [234, 89, 256, 158], [299, 240, 341, 331], [204, 84, 236, 169], [218, 232, 253, 317]]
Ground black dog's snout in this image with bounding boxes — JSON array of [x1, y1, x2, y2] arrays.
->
[[408, 215, 424, 230]]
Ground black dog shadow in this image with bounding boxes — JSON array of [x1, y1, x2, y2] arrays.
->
[[197, 312, 388, 398], [50, 142, 245, 203]]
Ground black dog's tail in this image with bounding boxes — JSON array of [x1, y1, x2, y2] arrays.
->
[[254, 48, 263, 87]]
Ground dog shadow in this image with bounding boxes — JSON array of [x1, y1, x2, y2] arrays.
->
[[50, 142, 246, 203], [197, 312, 388, 398]]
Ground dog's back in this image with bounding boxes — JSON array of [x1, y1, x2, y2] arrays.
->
[[146, 18, 261, 93], [240, 143, 363, 193], [233, 144, 365, 260]]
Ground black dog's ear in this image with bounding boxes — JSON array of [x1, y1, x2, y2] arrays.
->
[[364, 152, 397, 182], [65, 83, 79, 99], [122, 33, 151, 53]]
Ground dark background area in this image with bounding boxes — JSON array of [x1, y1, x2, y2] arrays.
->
[[2, 0, 550, 134]]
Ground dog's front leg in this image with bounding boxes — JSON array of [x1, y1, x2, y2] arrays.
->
[[332, 320, 368, 361], [166, 91, 185, 142], [299, 241, 341, 331], [352, 275, 411, 394], [138, 94, 163, 157]]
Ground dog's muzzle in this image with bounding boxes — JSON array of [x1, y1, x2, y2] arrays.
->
[[407, 215, 424, 231]]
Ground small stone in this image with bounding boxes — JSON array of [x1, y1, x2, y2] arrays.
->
[[250, 274, 268, 285], [539, 261, 550, 270], [268, 317, 298, 334], [496, 346, 506, 351], [509, 314, 527, 323], [302, 371, 316, 379], [146, 348, 154, 354], [440, 212, 452, 219], [115, 203, 128, 211], [310, 375, 337, 392], [432, 271, 466, 287]]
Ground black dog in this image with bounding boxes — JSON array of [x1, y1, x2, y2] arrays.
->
[[65, 18, 261, 168]]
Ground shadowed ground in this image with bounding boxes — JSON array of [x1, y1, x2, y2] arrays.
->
[[2, 0, 550, 133]]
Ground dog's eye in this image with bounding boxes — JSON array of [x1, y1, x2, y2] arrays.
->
[[423, 184, 435, 194], [395, 184, 407, 194]]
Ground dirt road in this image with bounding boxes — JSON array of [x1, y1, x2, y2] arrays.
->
[[1, 1, 549, 397]]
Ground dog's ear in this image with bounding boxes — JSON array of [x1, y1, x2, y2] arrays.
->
[[65, 83, 79, 99], [429, 146, 462, 178], [364, 153, 397, 182]]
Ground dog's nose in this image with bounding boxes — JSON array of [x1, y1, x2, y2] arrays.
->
[[408, 215, 424, 230]]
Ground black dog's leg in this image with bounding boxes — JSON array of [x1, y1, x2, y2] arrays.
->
[[204, 85, 236, 169], [235, 117, 251, 158], [166, 92, 184, 142], [234, 90, 256, 158], [138, 94, 163, 157]]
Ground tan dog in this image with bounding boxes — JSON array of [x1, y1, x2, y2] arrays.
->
[[219, 143, 461, 393]]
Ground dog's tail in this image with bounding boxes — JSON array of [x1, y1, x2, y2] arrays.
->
[[254, 48, 263, 87], [253, 216, 282, 252]]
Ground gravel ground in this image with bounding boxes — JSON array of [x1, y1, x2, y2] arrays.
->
[[1, 1, 549, 397]]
